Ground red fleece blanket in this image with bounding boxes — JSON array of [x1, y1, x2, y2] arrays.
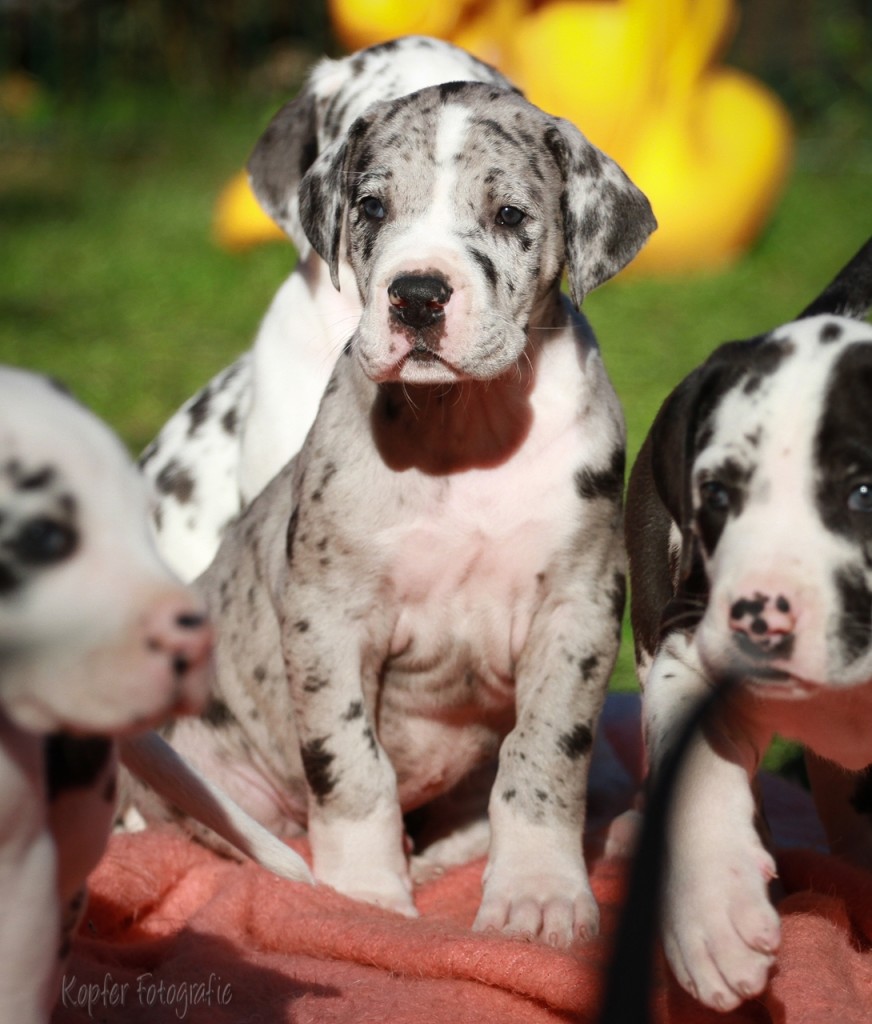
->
[[54, 696, 872, 1024]]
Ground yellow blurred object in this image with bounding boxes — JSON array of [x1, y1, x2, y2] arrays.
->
[[503, 1, 655, 167], [213, 171, 286, 252], [216, 0, 794, 274], [628, 69, 793, 273], [328, 0, 470, 52], [451, 0, 527, 70]]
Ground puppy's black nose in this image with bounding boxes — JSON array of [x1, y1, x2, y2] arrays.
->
[[388, 274, 452, 330]]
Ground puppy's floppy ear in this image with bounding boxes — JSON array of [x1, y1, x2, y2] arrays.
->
[[296, 138, 347, 290], [247, 88, 319, 250], [649, 339, 758, 578], [544, 118, 656, 307]]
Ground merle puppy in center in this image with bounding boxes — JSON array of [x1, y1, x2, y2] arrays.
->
[[125, 79, 656, 945]]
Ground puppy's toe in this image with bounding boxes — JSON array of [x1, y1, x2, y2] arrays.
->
[[473, 868, 598, 947]]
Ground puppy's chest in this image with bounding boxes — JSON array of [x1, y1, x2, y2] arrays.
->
[[382, 456, 580, 696]]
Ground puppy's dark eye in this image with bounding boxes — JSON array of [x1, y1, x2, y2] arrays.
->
[[360, 196, 386, 221], [11, 517, 78, 565], [848, 483, 872, 512], [496, 205, 525, 228], [699, 480, 731, 513]]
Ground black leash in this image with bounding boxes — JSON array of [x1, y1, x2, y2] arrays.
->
[[596, 678, 736, 1023]]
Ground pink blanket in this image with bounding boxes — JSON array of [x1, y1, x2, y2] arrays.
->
[[54, 696, 872, 1023]]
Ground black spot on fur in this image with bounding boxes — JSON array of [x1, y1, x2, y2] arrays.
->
[[558, 723, 593, 760], [476, 117, 516, 147], [579, 654, 600, 681], [187, 388, 212, 437], [363, 725, 378, 754], [221, 407, 238, 436], [300, 738, 337, 803], [819, 321, 844, 343], [502, 788, 517, 803], [203, 697, 235, 728], [253, 665, 267, 683], [343, 700, 364, 721], [45, 735, 112, 801], [438, 80, 468, 102], [575, 446, 625, 502], [155, 459, 195, 504], [834, 566, 872, 663], [303, 673, 329, 694], [294, 619, 310, 633], [286, 506, 299, 563], [138, 440, 160, 469], [469, 248, 499, 289], [311, 462, 337, 503]]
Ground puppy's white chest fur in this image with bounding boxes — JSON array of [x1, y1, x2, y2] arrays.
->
[[386, 448, 577, 679]]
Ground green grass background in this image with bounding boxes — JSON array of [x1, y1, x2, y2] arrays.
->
[[1, 93, 870, 737]]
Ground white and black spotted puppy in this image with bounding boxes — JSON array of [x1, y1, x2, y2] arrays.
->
[[141, 36, 515, 582], [126, 79, 656, 945], [0, 367, 311, 1024], [625, 238, 872, 1012]]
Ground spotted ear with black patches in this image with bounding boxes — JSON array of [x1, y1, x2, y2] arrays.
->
[[296, 134, 351, 291], [247, 87, 319, 248], [298, 114, 375, 291], [544, 118, 656, 307]]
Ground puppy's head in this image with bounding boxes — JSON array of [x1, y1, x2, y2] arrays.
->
[[248, 36, 515, 253], [0, 368, 211, 735], [653, 315, 872, 691], [298, 82, 655, 385]]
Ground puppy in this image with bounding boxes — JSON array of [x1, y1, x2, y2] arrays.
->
[[625, 237, 872, 1011], [126, 78, 655, 947], [0, 367, 310, 1024]]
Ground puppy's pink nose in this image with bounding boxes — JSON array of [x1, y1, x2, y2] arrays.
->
[[729, 592, 796, 656], [143, 593, 212, 711]]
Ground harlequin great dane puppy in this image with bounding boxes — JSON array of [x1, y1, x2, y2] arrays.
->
[[125, 80, 656, 945], [0, 367, 311, 1024], [140, 36, 515, 582], [625, 237, 872, 1011]]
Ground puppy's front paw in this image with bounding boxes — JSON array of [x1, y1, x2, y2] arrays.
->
[[309, 809, 417, 917], [473, 861, 599, 947], [664, 836, 780, 1011], [330, 868, 418, 918]]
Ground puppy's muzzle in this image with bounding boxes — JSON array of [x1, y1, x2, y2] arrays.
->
[[388, 273, 453, 333], [729, 591, 796, 661]]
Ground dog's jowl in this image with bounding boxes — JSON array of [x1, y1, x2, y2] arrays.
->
[[625, 237, 872, 1012], [128, 78, 655, 945]]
